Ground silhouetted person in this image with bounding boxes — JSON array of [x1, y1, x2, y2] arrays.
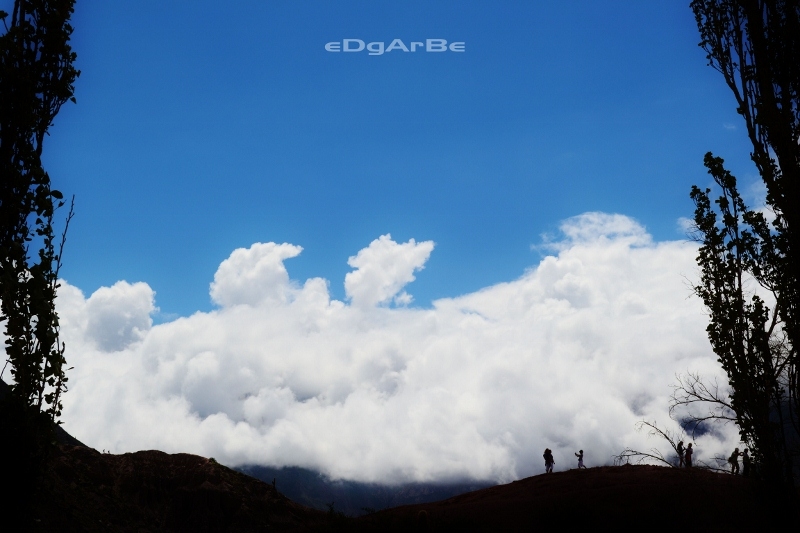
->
[[416, 510, 429, 532], [677, 441, 685, 467], [728, 448, 741, 475], [543, 448, 555, 473], [685, 443, 693, 468], [575, 450, 586, 469], [742, 448, 751, 477]]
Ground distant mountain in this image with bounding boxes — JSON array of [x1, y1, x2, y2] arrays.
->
[[237, 464, 494, 517]]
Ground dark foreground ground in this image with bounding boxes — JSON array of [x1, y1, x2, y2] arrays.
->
[[24, 445, 798, 532], [348, 464, 795, 532]]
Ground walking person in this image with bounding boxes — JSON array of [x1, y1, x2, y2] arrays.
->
[[574, 450, 586, 469], [677, 441, 685, 467], [728, 448, 741, 475], [685, 443, 694, 468], [543, 448, 555, 473], [742, 448, 750, 477]]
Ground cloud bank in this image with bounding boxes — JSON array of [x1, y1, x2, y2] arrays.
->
[[48, 214, 737, 484]]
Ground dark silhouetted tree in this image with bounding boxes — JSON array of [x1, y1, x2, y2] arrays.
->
[[688, 155, 794, 485], [692, 0, 799, 266], [687, 0, 799, 489], [0, 0, 77, 419], [0, 0, 78, 522]]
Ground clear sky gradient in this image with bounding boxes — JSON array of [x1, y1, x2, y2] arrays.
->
[[3, 1, 759, 478], [38, 0, 757, 318]]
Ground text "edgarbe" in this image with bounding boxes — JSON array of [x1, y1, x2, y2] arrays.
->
[[325, 39, 465, 56]]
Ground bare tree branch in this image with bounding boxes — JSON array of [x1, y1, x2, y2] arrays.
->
[[613, 420, 727, 473]]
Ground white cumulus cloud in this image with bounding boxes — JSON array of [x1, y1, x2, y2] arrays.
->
[[46, 213, 738, 485], [344, 234, 434, 308], [210, 242, 303, 307], [70, 281, 155, 352]]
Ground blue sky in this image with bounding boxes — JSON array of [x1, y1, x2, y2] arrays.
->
[[40, 0, 756, 319], [8, 1, 756, 477]]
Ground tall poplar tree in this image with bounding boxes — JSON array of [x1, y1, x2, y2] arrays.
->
[[0, 0, 77, 419], [0, 0, 78, 520], [688, 0, 799, 487]]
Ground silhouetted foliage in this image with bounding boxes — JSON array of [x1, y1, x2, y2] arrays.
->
[[0, 0, 78, 524], [689, 0, 799, 489], [688, 155, 796, 487], [692, 0, 800, 259], [1, 0, 77, 419]]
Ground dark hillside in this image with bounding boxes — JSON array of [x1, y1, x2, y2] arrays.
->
[[0, 379, 85, 447], [10, 437, 796, 532], [346, 465, 796, 532], [31, 445, 326, 532]]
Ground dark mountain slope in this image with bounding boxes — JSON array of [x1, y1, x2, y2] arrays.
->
[[32, 445, 326, 532], [30, 448, 797, 532], [1, 377, 86, 447], [347, 465, 796, 532]]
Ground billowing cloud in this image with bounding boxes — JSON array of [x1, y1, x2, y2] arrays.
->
[[210, 242, 303, 307], [344, 234, 434, 308], [65, 281, 155, 352], [557, 212, 650, 246], [49, 213, 737, 484]]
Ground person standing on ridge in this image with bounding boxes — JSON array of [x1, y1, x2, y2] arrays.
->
[[742, 448, 751, 477], [543, 448, 555, 473], [728, 448, 741, 475], [677, 441, 685, 467], [685, 443, 694, 468], [574, 450, 586, 469]]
